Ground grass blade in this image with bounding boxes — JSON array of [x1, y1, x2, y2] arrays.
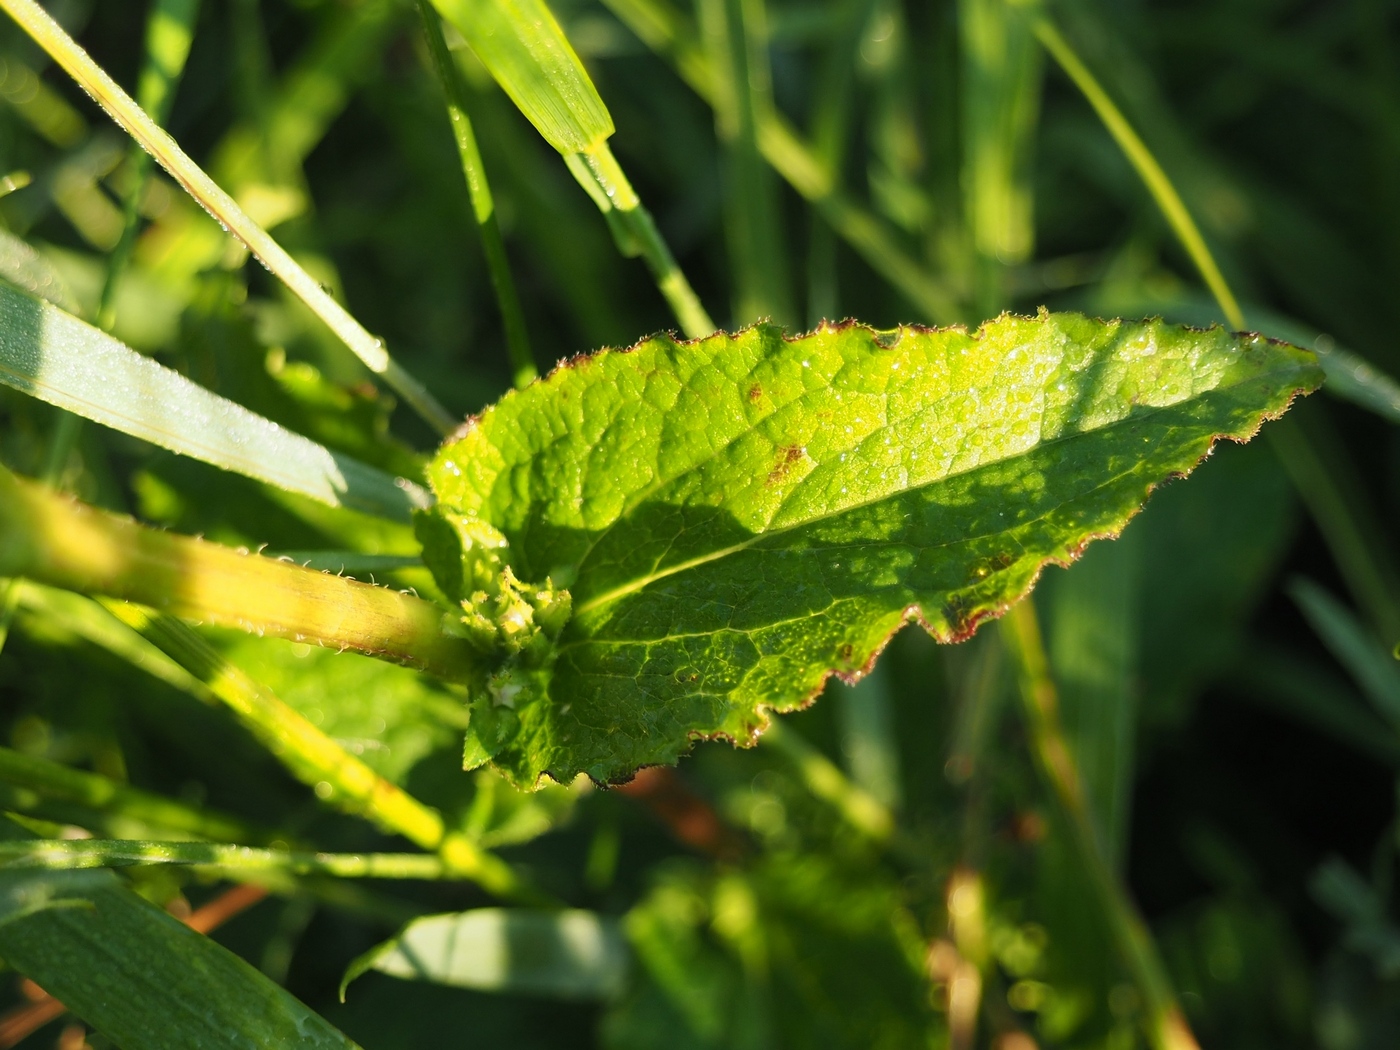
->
[[0, 839, 454, 879], [697, 0, 793, 325], [601, 0, 961, 323], [1290, 577, 1400, 730], [0, 280, 428, 520], [430, 0, 613, 153], [432, 0, 714, 337], [0, 822, 362, 1050], [433, 0, 712, 336], [0, 0, 457, 434], [417, 0, 537, 388]]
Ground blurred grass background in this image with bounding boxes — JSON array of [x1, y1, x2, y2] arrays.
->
[[2, 0, 1400, 1047]]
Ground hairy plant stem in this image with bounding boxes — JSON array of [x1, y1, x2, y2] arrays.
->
[[0, 0, 457, 435], [417, 0, 537, 389], [1001, 601, 1199, 1050], [0, 468, 470, 676], [0, 0, 205, 662]]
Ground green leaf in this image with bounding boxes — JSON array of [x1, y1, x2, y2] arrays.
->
[[216, 634, 586, 849], [431, 0, 614, 154], [423, 313, 1321, 785], [0, 820, 361, 1049], [343, 907, 628, 1000], [0, 279, 428, 520]]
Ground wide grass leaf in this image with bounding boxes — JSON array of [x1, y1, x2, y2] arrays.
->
[[423, 313, 1321, 786], [431, 0, 614, 154], [0, 265, 427, 520], [344, 908, 627, 1000], [0, 824, 359, 1049]]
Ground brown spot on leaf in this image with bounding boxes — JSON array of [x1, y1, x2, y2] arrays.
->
[[767, 444, 805, 486], [747, 383, 763, 404], [942, 597, 972, 638]]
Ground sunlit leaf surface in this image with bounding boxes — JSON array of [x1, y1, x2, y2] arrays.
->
[[424, 313, 1321, 785]]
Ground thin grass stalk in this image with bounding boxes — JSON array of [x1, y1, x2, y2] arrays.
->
[[1033, 6, 1400, 646], [697, 0, 793, 325], [97, 604, 545, 904], [1001, 602, 1200, 1050], [598, 0, 960, 323], [0, 840, 459, 880], [416, 0, 537, 388], [566, 144, 717, 338], [0, 746, 256, 843], [1027, 11, 1243, 330], [0, 0, 457, 435]]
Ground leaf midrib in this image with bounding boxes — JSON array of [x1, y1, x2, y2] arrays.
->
[[571, 367, 1288, 618]]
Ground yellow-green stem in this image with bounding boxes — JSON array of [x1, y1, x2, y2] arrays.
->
[[1001, 601, 1199, 1050], [568, 144, 716, 338], [0, 468, 471, 676], [417, 0, 537, 389], [0, 839, 458, 880], [99, 604, 541, 903], [0, 0, 457, 435]]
